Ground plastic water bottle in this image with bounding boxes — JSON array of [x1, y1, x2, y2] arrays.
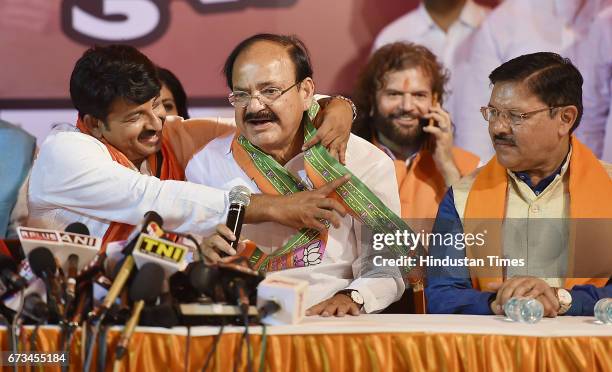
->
[[594, 298, 612, 324], [504, 297, 544, 324]]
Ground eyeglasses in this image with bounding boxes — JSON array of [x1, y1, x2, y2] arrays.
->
[[228, 81, 301, 107], [480, 106, 563, 126]]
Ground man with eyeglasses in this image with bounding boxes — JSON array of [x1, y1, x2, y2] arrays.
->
[[28, 44, 355, 244], [425, 52, 612, 317], [186, 34, 408, 316]]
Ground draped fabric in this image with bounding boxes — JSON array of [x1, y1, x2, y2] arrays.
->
[[1, 327, 609, 372], [391, 148, 479, 221], [463, 137, 612, 290]]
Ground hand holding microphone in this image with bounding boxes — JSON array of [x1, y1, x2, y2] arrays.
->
[[200, 225, 245, 263], [199, 185, 251, 263]]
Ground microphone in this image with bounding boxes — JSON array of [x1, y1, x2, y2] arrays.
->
[[0, 255, 27, 296], [132, 230, 190, 277], [224, 186, 251, 252], [187, 261, 219, 300], [21, 292, 49, 324], [115, 262, 165, 360], [64, 222, 90, 236], [28, 247, 63, 323], [89, 211, 164, 322], [256, 276, 308, 325]]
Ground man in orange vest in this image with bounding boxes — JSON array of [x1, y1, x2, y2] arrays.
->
[[352, 42, 479, 222], [426, 52, 612, 317]]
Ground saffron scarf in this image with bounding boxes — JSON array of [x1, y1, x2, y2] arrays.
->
[[463, 137, 612, 290]]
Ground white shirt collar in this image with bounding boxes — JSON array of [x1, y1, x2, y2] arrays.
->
[[415, 0, 483, 34]]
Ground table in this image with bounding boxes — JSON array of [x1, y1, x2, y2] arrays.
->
[[1, 314, 611, 371]]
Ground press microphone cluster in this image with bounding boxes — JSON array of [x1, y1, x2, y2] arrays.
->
[[0, 204, 309, 371]]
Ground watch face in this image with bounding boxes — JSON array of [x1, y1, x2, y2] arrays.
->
[[558, 289, 572, 304], [350, 291, 364, 305]]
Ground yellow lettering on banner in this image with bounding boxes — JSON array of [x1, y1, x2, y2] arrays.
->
[[156, 243, 174, 259], [139, 235, 186, 263], [142, 237, 158, 252], [172, 248, 184, 262]]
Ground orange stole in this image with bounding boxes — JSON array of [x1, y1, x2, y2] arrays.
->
[[463, 136, 612, 290], [76, 119, 185, 246], [393, 148, 479, 220]]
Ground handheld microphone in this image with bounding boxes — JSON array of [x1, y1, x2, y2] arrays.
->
[[89, 211, 164, 322], [256, 276, 308, 325], [223, 186, 251, 252], [115, 262, 165, 360], [132, 232, 190, 277]]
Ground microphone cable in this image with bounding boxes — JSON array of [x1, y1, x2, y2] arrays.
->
[[184, 326, 191, 372], [243, 310, 253, 372], [258, 324, 267, 372], [233, 328, 246, 372], [201, 323, 225, 372]]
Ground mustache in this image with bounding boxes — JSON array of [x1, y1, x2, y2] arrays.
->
[[244, 110, 278, 122], [493, 134, 516, 145], [387, 110, 419, 120], [138, 129, 159, 139]]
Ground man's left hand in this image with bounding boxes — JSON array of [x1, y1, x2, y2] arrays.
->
[[306, 293, 361, 317], [488, 276, 559, 317], [304, 97, 353, 164]]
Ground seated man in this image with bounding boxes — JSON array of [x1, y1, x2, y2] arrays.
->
[[187, 34, 410, 316], [0, 119, 35, 238], [426, 52, 612, 316], [353, 42, 479, 221], [28, 45, 354, 243]]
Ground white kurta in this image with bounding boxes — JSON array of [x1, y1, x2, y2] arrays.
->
[[450, 0, 611, 161], [574, 7, 612, 161], [372, 0, 490, 123], [28, 127, 230, 238], [186, 133, 404, 313]]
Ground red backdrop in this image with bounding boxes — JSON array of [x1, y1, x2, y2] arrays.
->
[[0, 0, 497, 108]]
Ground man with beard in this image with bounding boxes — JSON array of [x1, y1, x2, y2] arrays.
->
[[27, 45, 355, 243], [187, 34, 415, 316], [353, 42, 479, 221], [426, 52, 612, 316]]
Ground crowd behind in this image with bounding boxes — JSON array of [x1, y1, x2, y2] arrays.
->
[[1, 0, 611, 317]]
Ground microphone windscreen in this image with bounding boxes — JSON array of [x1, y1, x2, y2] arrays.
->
[[229, 185, 251, 206], [188, 261, 218, 297], [64, 222, 90, 236], [143, 211, 164, 228], [28, 247, 57, 278], [129, 263, 164, 302]]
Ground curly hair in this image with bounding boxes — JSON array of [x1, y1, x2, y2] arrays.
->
[[352, 42, 449, 141]]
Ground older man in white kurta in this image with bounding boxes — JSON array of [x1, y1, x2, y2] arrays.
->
[[187, 34, 405, 316]]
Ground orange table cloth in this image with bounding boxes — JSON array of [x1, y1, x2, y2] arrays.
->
[[1, 314, 610, 372]]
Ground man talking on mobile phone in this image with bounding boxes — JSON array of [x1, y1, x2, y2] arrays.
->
[[352, 42, 480, 222]]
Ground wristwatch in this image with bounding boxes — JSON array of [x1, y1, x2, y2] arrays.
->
[[336, 289, 364, 308], [554, 287, 572, 315]]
